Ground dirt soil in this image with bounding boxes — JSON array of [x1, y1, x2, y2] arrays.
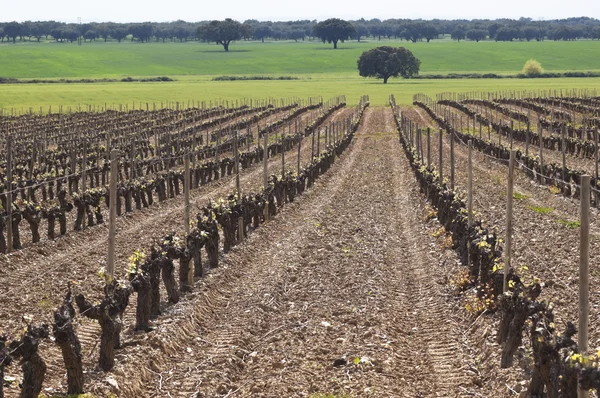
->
[[41, 107, 491, 398], [402, 106, 600, 396], [1, 107, 512, 398]]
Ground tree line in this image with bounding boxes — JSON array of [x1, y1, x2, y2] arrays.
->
[[1, 17, 600, 45]]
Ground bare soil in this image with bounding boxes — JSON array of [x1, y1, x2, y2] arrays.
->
[[2, 107, 532, 397], [75, 107, 487, 397]]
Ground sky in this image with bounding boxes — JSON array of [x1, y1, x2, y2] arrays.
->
[[2, 0, 599, 23]]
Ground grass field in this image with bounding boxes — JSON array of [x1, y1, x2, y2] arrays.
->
[[1, 39, 600, 109], [2, 39, 600, 78], [3, 75, 600, 110]]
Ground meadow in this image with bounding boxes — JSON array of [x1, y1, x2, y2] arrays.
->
[[1, 38, 600, 108]]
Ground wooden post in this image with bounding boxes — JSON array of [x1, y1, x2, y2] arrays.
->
[[317, 128, 321, 156], [504, 151, 516, 293], [130, 139, 136, 179], [297, 131, 302, 174], [415, 128, 420, 159], [311, 127, 315, 162], [467, 140, 473, 228], [184, 151, 190, 234], [539, 123, 544, 184], [107, 150, 119, 281], [215, 129, 220, 163], [578, 175, 590, 398], [526, 120, 530, 157], [450, 129, 455, 190], [234, 131, 243, 241], [426, 128, 431, 169], [417, 128, 422, 161], [263, 132, 269, 188], [263, 131, 269, 221], [499, 122, 502, 146], [438, 128, 443, 184], [561, 124, 567, 182], [595, 130, 599, 207], [70, 148, 77, 186], [421, 127, 425, 163], [281, 128, 286, 177], [81, 141, 87, 192], [6, 135, 13, 252], [235, 131, 241, 195]]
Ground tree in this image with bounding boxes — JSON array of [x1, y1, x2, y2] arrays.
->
[[353, 21, 369, 42], [50, 28, 63, 42], [450, 28, 465, 41], [253, 25, 272, 42], [369, 19, 384, 40], [495, 27, 519, 41], [197, 19, 242, 51], [488, 23, 502, 39], [240, 23, 254, 41], [466, 29, 487, 42], [288, 28, 305, 42], [63, 29, 79, 43], [401, 22, 424, 43], [80, 23, 92, 37], [4, 21, 21, 43], [83, 30, 97, 42], [357, 46, 421, 84], [112, 28, 128, 43], [29, 23, 44, 42], [422, 24, 439, 42], [451, 28, 465, 41], [20, 21, 32, 41], [130, 23, 153, 42], [523, 27, 537, 41], [98, 26, 110, 42], [154, 27, 169, 42], [313, 18, 355, 49]]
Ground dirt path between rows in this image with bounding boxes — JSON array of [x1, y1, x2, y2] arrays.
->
[[76, 107, 488, 398]]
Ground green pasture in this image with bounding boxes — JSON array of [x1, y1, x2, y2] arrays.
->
[[2, 75, 600, 110], [0, 39, 599, 109], [2, 39, 599, 78]]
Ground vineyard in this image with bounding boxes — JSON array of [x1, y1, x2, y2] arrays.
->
[[0, 90, 599, 397], [395, 89, 600, 397]]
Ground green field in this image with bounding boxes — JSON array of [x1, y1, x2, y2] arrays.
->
[[1, 39, 600, 109]]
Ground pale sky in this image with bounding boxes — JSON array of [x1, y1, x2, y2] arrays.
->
[[3, 0, 599, 23]]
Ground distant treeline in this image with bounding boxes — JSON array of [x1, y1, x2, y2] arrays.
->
[[0, 76, 174, 84], [1, 17, 600, 44], [212, 76, 301, 81], [412, 71, 600, 79]]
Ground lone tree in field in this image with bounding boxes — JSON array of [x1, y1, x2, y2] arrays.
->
[[357, 46, 421, 84], [313, 18, 356, 49], [197, 19, 242, 52]]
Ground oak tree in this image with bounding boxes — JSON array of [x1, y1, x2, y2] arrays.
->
[[466, 29, 487, 42], [313, 18, 356, 49], [4, 21, 21, 43], [357, 46, 421, 84], [197, 19, 242, 52]]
